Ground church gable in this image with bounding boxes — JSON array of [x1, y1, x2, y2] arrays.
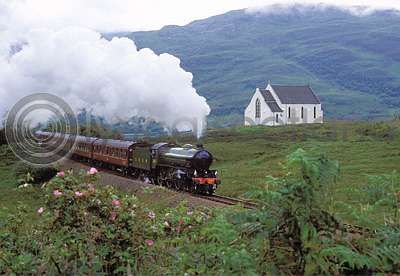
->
[[259, 89, 283, 113]]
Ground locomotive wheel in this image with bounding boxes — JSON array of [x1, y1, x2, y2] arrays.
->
[[158, 170, 169, 187]]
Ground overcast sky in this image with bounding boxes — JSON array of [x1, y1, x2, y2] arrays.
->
[[1, 0, 400, 33]]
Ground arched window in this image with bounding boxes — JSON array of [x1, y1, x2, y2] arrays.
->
[[276, 114, 279, 123], [314, 106, 317, 119], [288, 107, 291, 118], [301, 106, 304, 119], [255, 98, 261, 118]]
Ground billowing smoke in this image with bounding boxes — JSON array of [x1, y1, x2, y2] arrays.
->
[[0, 27, 210, 137]]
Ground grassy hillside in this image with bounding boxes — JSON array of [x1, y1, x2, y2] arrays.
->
[[111, 6, 400, 126]]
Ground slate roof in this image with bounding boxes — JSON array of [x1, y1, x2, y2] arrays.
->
[[259, 89, 283, 113], [270, 85, 321, 104]]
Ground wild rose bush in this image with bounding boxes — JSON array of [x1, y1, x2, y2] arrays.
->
[[0, 169, 164, 274], [1, 167, 218, 274]]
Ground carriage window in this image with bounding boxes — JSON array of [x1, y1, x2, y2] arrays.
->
[[288, 107, 291, 118], [276, 114, 279, 123], [255, 98, 261, 118], [301, 107, 304, 119], [314, 106, 317, 119]]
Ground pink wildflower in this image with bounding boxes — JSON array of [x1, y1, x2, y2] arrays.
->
[[178, 219, 184, 226], [56, 171, 65, 178], [37, 207, 44, 215], [112, 199, 121, 207], [110, 211, 118, 221], [145, 239, 154, 247], [53, 190, 62, 197], [89, 167, 98, 175], [75, 191, 84, 197], [148, 211, 156, 220]]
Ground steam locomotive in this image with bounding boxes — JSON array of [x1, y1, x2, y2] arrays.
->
[[36, 131, 220, 194]]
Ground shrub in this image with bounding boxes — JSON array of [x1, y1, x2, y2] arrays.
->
[[0, 128, 5, 145], [247, 149, 378, 274], [14, 162, 58, 186], [0, 169, 160, 274], [0, 145, 15, 166], [356, 121, 397, 140]]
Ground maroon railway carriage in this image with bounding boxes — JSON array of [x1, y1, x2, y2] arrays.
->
[[92, 139, 134, 171], [72, 136, 98, 160]]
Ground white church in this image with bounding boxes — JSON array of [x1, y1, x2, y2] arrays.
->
[[244, 82, 323, 126]]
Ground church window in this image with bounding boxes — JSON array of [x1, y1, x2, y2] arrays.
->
[[255, 98, 261, 118]]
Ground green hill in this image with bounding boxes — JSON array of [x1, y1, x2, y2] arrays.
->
[[109, 5, 400, 126]]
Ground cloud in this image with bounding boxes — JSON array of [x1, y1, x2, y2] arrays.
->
[[246, 1, 400, 16], [0, 27, 210, 136], [0, 0, 214, 137], [1, 0, 400, 34]]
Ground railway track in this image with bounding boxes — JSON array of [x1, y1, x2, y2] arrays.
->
[[198, 194, 258, 209]]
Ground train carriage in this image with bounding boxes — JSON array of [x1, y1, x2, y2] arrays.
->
[[73, 136, 98, 160], [92, 139, 134, 169]]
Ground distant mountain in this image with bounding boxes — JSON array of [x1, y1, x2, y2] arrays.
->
[[109, 5, 400, 127]]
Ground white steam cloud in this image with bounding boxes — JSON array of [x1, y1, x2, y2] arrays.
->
[[0, 1, 211, 137], [0, 27, 210, 136]]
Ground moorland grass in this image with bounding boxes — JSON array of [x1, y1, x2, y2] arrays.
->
[[1, 120, 399, 225], [200, 120, 400, 224]]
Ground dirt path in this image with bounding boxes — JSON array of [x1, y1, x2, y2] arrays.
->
[[58, 159, 225, 209]]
